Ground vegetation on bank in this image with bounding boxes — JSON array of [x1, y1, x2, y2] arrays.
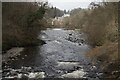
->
[[86, 42, 119, 79], [2, 2, 65, 52], [83, 2, 119, 79], [83, 3, 119, 79], [2, 2, 47, 52]]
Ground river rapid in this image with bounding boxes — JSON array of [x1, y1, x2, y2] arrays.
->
[[2, 28, 103, 80]]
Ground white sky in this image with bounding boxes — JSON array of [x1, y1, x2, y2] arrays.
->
[[47, 0, 119, 11], [49, 2, 91, 11], [48, 0, 93, 10]]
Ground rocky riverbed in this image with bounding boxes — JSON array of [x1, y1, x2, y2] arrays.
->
[[2, 28, 103, 80]]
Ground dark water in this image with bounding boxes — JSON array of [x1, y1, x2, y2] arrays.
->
[[2, 29, 102, 79]]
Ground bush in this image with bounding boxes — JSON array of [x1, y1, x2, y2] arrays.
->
[[83, 2, 118, 47], [2, 2, 47, 52]]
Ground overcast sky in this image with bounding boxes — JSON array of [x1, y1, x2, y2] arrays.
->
[[2, 0, 119, 10], [47, 0, 99, 11], [47, 0, 119, 11]]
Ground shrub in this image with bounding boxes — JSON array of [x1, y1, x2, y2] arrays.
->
[[2, 2, 46, 52]]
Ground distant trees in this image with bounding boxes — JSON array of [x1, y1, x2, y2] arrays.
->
[[60, 8, 89, 29], [45, 7, 64, 18], [70, 8, 82, 15]]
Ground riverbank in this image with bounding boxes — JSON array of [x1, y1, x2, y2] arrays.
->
[[86, 42, 120, 79], [2, 47, 24, 62], [2, 38, 46, 61], [2, 37, 46, 52]]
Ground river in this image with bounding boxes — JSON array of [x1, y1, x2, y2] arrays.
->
[[2, 28, 103, 80]]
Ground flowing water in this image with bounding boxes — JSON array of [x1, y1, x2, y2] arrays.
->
[[2, 28, 103, 80]]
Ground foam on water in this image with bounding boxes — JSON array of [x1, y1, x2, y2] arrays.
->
[[61, 70, 87, 78], [28, 72, 45, 78], [57, 62, 79, 66], [52, 28, 63, 30]]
